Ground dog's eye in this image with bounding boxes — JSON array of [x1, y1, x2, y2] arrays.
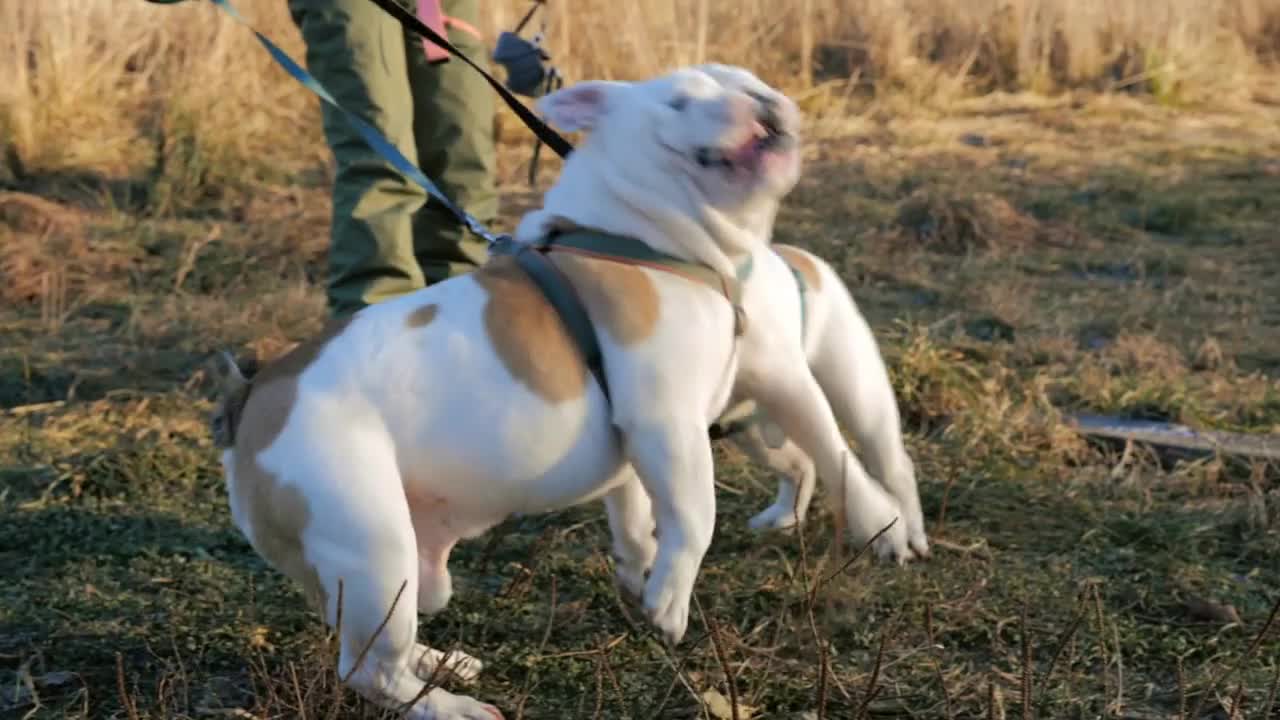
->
[[667, 95, 689, 111]]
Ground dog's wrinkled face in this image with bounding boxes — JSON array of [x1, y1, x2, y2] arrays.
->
[[537, 64, 802, 211]]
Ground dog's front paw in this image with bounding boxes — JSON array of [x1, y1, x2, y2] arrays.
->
[[870, 518, 915, 565], [643, 558, 695, 645], [851, 494, 917, 566], [908, 530, 931, 560], [747, 502, 799, 532]]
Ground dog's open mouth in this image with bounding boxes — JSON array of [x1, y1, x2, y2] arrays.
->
[[694, 119, 794, 172]]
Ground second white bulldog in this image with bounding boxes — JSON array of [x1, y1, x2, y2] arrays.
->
[[716, 242, 927, 540], [213, 64, 927, 720]]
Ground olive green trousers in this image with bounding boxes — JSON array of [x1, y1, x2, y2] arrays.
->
[[288, 0, 497, 317]]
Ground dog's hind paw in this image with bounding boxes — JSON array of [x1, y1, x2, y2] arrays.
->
[[747, 503, 800, 532], [410, 689, 503, 720], [908, 531, 931, 560], [869, 515, 916, 566]]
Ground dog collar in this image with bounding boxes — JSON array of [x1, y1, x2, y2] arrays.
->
[[538, 228, 750, 310]]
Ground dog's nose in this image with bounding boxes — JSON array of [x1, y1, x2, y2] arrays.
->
[[757, 101, 781, 134], [747, 91, 784, 134]]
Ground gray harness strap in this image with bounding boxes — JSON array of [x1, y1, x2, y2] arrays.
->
[[489, 230, 749, 407]]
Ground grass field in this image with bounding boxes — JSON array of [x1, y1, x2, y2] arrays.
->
[[4, 1, 1280, 719]]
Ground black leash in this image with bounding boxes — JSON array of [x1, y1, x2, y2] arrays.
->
[[362, 0, 575, 160]]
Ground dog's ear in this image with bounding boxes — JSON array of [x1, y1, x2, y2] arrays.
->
[[536, 80, 623, 133]]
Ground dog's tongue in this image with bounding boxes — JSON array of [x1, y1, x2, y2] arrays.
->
[[730, 135, 765, 168]]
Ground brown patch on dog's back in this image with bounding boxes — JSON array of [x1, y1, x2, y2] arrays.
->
[[548, 253, 659, 345], [473, 256, 589, 403], [406, 302, 439, 328], [228, 314, 354, 615], [776, 244, 823, 291]]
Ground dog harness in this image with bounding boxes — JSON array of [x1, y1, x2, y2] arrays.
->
[[488, 229, 751, 405]]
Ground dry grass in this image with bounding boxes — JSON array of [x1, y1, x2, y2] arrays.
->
[[4, 92, 1280, 717], [4, 1, 1280, 718], [3, 0, 1280, 189]]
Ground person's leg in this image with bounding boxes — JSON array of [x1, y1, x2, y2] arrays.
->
[[405, 0, 499, 285], [289, 0, 427, 318]]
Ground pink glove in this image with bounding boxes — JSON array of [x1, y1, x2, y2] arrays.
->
[[417, 0, 451, 63], [417, 0, 484, 63]]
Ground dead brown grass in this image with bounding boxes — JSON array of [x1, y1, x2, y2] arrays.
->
[[3, 0, 1280, 187]]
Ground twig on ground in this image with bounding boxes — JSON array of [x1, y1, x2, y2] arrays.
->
[[1038, 594, 1085, 703], [115, 654, 140, 720], [695, 593, 741, 720], [931, 659, 955, 720], [1261, 662, 1279, 719], [1020, 598, 1033, 720], [856, 610, 901, 720]]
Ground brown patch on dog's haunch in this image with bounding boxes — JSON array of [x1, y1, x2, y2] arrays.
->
[[406, 302, 439, 328], [775, 244, 823, 291], [474, 256, 589, 403], [548, 253, 660, 345], [226, 315, 354, 614]]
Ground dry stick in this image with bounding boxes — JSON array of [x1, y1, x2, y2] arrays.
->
[[931, 659, 955, 720], [855, 611, 900, 720], [342, 578, 409, 686], [288, 662, 307, 720], [1036, 597, 1086, 711], [166, 634, 191, 712], [1112, 622, 1125, 717], [936, 470, 958, 531], [598, 643, 628, 712], [513, 575, 559, 720], [642, 629, 712, 720], [925, 603, 936, 647], [115, 654, 141, 720], [987, 677, 997, 720], [253, 642, 283, 711], [1020, 598, 1033, 720], [1090, 584, 1112, 717], [1188, 593, 1280, 720], [747, 596, 790, 707], [1177, 656, 1187, 720], [1229, 681, 1246, 719], [327, 579, 345, 720], [816, 638, 831, 720], [1261, 662, 1280, 719], [815, 518, 898, 598], [695, 593, 741, 720], [591, 644, 606, 720]]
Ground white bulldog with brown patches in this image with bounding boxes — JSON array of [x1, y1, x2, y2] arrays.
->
[[212, 63, 927, 720]]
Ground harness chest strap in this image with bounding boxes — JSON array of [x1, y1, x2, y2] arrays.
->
[[490, 230, 751, 405]]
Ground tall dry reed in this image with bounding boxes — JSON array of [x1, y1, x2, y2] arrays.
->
[[2, 0, 1277, 187]]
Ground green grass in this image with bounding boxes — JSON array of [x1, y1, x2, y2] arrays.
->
[[3, 91, 1280, 719]]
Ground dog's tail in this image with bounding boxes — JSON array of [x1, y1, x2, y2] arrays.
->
[[210, 350, 252, 450]]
